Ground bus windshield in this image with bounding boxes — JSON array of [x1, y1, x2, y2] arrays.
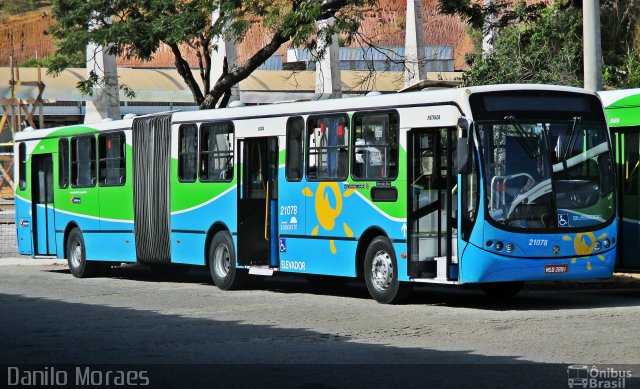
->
[[478, 120, 615, 229]]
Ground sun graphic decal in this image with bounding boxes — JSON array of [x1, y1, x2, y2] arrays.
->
[[563, 232, 607, 271], [303, 183, 354, 254]]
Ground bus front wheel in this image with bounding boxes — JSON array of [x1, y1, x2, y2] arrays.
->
[[364, 237, 411, 304], [208, 231, 247, 290], [66, 228, 99, 278]]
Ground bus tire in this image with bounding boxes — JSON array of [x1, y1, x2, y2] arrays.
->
[[481, 281, 524, 299], [364, 236, 411, 304], [208, 231, 247, 290], [66, 228, 99, 278]]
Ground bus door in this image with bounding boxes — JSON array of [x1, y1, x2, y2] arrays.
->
[[407, 128, 457, 280], [616, 129, 640, 270], [237, 137, 279, 267], [31, 154, 57, 255]]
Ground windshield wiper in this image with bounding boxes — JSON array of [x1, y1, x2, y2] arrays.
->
[[562, 116, 582, 161], [504, 115, 539, 158]]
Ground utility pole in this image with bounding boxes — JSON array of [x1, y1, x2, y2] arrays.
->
[[404, 0, 426, 87], [583, 0, 602, 90], [84, 14, 121, 123], [315, 17, 342, 99], [211, 7, 240, 105]]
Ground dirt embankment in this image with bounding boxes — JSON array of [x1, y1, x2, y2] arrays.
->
[[0, 1, 473, 70]]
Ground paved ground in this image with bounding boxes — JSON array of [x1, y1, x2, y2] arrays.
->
[[1, 258, 639, 387]]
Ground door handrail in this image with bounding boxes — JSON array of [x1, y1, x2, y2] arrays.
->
[[264, 180, 270, 241]]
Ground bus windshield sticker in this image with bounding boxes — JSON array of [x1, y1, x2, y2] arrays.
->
[[558, 213, 570, 227]]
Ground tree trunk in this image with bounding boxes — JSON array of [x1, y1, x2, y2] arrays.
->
[[169, 42, 205, 105], [200, 30, 288, 109]]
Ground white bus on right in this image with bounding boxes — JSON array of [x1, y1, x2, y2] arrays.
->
[[599, 88, 640, 271]]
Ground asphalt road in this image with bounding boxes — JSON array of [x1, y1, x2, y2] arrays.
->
[[1, 260, 639, 388]]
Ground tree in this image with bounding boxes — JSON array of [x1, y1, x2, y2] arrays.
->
[[439, 0, 640, 88], [601, 0, 640, 88], [48, 0, 376, 109], [465, 1, 583, 86], [440, 0, 582, 86]]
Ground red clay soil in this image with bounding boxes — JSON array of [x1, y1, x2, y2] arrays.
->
[[0, 1, 549, 71]]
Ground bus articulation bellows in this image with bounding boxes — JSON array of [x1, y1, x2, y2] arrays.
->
[[14, 84, 618, 303]]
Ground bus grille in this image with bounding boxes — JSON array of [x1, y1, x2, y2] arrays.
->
[[132, 115, 172, 263]]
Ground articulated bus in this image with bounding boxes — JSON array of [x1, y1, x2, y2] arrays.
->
[[14, 84, 618, 303], [599, 89, 640, 272]]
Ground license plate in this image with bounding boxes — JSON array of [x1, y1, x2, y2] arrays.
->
[[545, 264, 568, 274]]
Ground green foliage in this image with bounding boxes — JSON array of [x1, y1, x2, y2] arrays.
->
[[601, 0, 640, 89], [21, 51, 85, 68], [462, 1, 583, 87], [441, 0, 640, 89], [439, 0, 546, 31], [604, 51, 640, 89]]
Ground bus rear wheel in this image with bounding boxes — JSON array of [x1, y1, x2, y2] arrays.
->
[[364, 237, 411, 304], [208, 231, 247, 290], [66, 228, 99, 278]]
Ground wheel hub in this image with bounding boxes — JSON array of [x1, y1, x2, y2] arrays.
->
[[70, 242, 82, 268], [214, 244, 230, 278], [371, 250, 393, 291]]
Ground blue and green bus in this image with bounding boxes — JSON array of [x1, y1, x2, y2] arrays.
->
[[600, 89, 640, 271], [15, 84, 618, 303]]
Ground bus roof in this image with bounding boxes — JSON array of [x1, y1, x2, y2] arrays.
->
[[14, 83, 596, 142], [598, 88, 640, 108]]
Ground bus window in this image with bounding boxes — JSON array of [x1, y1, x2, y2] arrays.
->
[[200, 122, 234, 182], [59, 138, 69, 188], [307, 115, 349, 180], [71, 136, 97, 188], [178, 124, 198, 182], [18, 142, 26, 190], [352, 111, 399, 180], [286, 117, 304, 181], [98, 132, 126, 186]]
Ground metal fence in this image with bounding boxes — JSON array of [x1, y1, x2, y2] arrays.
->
[[0, 199, 17, 258]]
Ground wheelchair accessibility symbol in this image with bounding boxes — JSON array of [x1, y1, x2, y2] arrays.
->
[[558, 213, 570, 227], [279, 238, 286, 253]]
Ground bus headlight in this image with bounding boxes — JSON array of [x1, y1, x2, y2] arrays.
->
[[602, 239, 610, 248], [506, 243, 514, 253], [594, 241, 602, 251], [494, 242, 503, 251]]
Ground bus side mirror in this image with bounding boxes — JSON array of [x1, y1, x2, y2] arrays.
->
[[457, 117, 473, 174], [457, 137, 470, 174]]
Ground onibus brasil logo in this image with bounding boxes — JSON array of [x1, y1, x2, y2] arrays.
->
[[567, 365, 631, 388]]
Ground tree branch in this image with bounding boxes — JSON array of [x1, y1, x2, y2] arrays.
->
[[200, 0, 355, 109], [201, 29, 289, 108], [168, 42, 204, 105]]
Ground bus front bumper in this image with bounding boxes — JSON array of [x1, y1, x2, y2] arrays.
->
[[459, 243, 616, 283]]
